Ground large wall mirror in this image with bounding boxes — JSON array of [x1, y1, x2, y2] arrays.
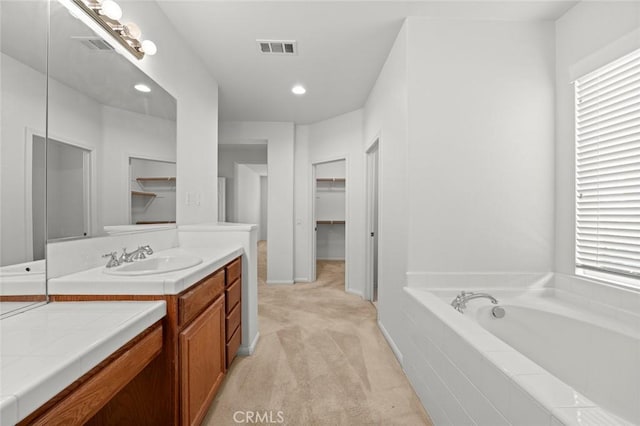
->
[[0, 0, 177, 317]]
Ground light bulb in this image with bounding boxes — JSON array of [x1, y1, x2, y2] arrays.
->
[[292, 85, 306, 95], [101, 0, 122, 20], [141, 40, 157, 56], [123, 22, 141, 39], [134, 84, 151, 93]]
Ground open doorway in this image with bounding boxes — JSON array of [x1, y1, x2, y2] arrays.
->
[[312, 159, 346, 290], [366, 140, 379, 305]]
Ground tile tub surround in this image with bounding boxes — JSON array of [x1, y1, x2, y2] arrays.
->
[[401, 277, 640, 426], [0, 301, 166, 425], [48, 246, 244, 295]]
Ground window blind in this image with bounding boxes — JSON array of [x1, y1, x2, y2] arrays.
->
[[575, 48, 640, 280]]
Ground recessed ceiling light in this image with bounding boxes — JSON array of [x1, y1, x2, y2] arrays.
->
[[292, 85, 306, 95], [134, 83, 151, 93]]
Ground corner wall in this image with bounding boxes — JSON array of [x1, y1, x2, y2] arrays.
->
[[363, 22, 410, 355], [293, 110, 366, 296], [406, 18, 555, 275]]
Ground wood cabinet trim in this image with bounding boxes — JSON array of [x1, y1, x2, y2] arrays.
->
[[178, 269, 225, 327], [226, 258, 241, 284], [20, 323, 163, 426], [225, 278, 241, 314]]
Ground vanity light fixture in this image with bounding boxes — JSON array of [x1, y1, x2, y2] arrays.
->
[[292, 85, 306, 95], [65, 0, 157, 60], [134, 83, 151, 93]]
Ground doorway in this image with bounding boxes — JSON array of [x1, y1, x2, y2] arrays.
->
[[312, 159, 346, 289], [32, 135, 92, 243], [366, 140, 379, 304]]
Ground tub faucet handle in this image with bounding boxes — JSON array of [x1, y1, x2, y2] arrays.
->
[[102, 252, 120, 268]]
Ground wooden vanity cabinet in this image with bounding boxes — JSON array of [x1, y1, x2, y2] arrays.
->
[[180, 295, 225, 426], [51, 256, 242, 426]]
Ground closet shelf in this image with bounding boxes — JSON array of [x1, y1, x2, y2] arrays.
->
[[131, 190, 156, 197], [317, 220, 346, 225], [136, 177, 176, 182], [316, 178, 345, 182]]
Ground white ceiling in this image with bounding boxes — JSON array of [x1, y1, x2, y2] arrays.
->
[[158, 0, 577, 124]]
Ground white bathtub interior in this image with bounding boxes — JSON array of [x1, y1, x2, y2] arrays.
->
[[402, 273, 640, 426]]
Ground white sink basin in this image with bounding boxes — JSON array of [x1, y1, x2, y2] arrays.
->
[[103, 256, 203, 276]]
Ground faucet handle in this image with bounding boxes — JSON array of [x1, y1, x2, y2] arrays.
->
[[140, 245, 153, 255], [102, 252, 120, 268]]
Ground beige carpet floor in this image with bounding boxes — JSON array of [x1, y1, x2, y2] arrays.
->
[[203, 241, 432, 425]]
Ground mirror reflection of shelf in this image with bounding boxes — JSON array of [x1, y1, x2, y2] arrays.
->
[[316, 220, 346, 225], [136, 221, 176, 225], [136, 177, 176, 191]]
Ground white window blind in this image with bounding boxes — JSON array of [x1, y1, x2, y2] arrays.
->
[[575, 48, 640, 280]]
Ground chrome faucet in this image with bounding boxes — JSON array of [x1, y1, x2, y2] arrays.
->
[[451, 291, 498, 313], [119, 245, 154, 263], [102, 252, 121, 268]]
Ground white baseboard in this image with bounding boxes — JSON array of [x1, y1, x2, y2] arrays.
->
[[317, 257, 346, 261], [266, 280, 294, 285], [294, 277, 310, 283], [238, 332, 260, 356], [378, 320, 403, 365], [346, 287, 364, 299]]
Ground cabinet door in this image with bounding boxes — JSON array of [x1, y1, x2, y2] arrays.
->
[[179, 296, 225, 426]]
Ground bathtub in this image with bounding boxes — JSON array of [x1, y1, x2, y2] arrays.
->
[[401, 274, 640, 426]]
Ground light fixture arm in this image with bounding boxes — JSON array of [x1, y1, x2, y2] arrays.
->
[[70, 0, 156, 60]]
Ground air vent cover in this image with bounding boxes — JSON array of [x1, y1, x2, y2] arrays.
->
[[257, 40, 297, 55], [73, 36, 115, 51]]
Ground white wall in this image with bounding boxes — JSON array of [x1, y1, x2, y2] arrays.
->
[[294, 110, 366, 296], [406, 18, 555, 274], [260, 176, 268, 241], [217, 144, 268, 221], [118, 1, 219, 225], [363, 22, 410, 351], [130, 158, 177, 224], [219, 121, 295, 284], [555, 1, 640, 274], [0, 53, 102, 266], [235, 164, 265, 238]]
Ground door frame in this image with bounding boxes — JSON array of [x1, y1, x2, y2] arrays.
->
[[25, 128, 97, 251], [309, 155, 348, 291], [365, 137, 380, 302]]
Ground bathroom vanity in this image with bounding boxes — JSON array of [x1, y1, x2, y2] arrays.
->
[[48, 249, 243, 426]]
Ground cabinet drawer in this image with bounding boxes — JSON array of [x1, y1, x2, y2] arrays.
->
[[226, 325, 241, 368], [225, 303, 241, 342], [226, 258, 241, 284], [225, 279, 241, 314], [179, 270, 225, 326]]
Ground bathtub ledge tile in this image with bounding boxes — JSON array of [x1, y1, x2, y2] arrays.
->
[[551, 407, 634, 426], [485, 350, 546, 378], [512, 374, 596, 410]]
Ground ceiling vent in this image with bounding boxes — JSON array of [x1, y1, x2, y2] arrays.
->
[[257, 40, 297, 55], [73, 36, 115, 51]]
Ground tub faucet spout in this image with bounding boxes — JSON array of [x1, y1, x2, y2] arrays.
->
[[451, 291, 498, 313]]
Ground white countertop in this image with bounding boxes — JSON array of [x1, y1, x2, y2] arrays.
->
[[48, 246, 243, 295], [0, 301, 166, 425]]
